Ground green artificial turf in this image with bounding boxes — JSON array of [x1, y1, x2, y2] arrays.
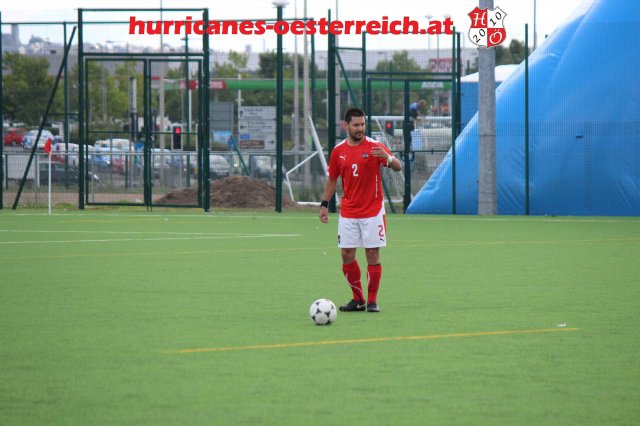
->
[[1, 209, 639, 425]]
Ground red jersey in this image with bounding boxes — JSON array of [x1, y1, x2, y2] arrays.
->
[[328, 136, 391, 218]]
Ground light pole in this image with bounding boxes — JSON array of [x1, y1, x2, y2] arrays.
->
[[425, 15, 433, 51], [159, 0, 165, 144], [293, 0, 299, 164], [273, 0, 289, 212], [387, 52, 392, 114], [303, 0, 311, 186], [378, 52, 391, 114], [438, 14, 450, 63], [180, 34, 191, 151], [478, 0, 497, 215], [100, 40, 114, 124], [100, 44, 107, 123], [182, 34, 191, 150], [427, 14, 449, 115]]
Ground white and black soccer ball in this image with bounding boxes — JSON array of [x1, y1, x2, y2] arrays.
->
[[309, 299, 337, 325]]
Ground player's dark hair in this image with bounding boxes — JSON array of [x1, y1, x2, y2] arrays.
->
[[344, 108, 365, 123]]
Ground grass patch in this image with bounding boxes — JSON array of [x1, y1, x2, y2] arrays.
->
[[1, 210, 639, 425]]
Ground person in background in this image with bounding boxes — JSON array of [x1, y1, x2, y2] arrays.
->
[[408, 99, 427, 131], [409, 99, 426, 120]]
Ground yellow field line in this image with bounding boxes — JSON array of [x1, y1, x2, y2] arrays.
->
[[165, 327, 579, 355]]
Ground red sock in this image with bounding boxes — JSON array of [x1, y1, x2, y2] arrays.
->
[[367, 264, 382, 304], [342, 261, 364, 303]]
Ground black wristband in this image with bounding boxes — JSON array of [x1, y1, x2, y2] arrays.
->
[[320, 200, 329, 208]]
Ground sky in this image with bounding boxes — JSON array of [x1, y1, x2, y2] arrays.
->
[[1, 0, 587, 52]]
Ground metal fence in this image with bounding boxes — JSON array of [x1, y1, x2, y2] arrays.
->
[[1, 11, 475, 212]]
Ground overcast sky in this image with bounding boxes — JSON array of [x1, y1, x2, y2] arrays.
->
[[2, 0, 587, 52]]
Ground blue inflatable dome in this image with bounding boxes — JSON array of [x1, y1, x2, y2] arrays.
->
[[407, 0, 640, 216]]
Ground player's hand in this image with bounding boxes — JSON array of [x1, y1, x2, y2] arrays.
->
[[319, 207, 329, 223], [371, 144, 390, 161]]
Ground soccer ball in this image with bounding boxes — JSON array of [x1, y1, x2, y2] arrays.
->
[[309, 299, 337, 325]]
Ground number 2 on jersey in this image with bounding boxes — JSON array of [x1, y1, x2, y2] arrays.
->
[[352, 163, 358, 177]]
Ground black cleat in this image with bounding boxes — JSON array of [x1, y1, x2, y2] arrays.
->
[[339, 299, 366, 312], [367, 303, 380, 313]]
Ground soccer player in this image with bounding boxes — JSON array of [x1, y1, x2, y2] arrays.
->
[[319, 108, 402, 313]]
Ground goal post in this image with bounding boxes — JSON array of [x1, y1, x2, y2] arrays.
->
[[284, 115, 336, 205]]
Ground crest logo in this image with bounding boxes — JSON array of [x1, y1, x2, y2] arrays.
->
[[468, 6, 507, 48], [362, 153, 369, 159]]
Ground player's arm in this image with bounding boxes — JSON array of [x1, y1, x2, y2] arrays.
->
[[319, 176, 337, 223], [386, 154, 402, 172], [371, 145, 402, 172]]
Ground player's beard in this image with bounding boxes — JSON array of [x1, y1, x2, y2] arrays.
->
[[348, 128, 364, 143]]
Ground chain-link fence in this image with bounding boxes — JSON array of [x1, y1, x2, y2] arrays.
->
[[11, 13, 629, 215], [2, 11, 475, 211]]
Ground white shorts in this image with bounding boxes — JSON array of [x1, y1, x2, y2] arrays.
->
[[338, 207, 387, 248]]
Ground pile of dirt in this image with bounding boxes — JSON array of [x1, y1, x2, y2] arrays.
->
[[156, 176, 297, 209]]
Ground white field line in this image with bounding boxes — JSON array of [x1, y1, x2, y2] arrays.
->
[[0, 230, 284, 236], [8, 212, 640, 223], [0, 231, 300, 245]]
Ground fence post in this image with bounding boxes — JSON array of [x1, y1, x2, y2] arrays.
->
[[327, 10, 337, 213], [275, 5, 284, 212], [78, 9, 85, 209], [203, 8, 211, 212], [451, 29, 458, 214], [403, 80, 412, 212], [0, 11, 4, 210], [361, 32, 367, 111], [525, 24, 530, 215]]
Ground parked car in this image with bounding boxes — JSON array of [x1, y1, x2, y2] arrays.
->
[[209, 154, 231, 179], [50, 142, 80, 167], [4, 128, 26, 146], [250, 155, 276, 179], [38, 161, 100, 185], [22, 130, 54, 151], [150, 148, 172, 178], [166, 154, 196, 175], [110, 152, 127, 174], [87, 147, 112, 172], [95, 138, 133, 151]]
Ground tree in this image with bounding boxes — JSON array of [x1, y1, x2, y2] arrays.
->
[[506, 39, 526, 64], [2, 52, 61, 126], [373, 51, 423, 115], [384, 50, 421, 73], [212, 60, 240, 104], [228, 51, 248, 71], [59, 61, 137, 142], [164, 65, 188, 122], [211, 52, 250, 104], [113, 62, 144, 115], [77, 61, 121, 130], [495, 39, 526, 65], [464, 39, 527, 75], [257, 51, 279, 78], [252, 51, 293, 110]]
